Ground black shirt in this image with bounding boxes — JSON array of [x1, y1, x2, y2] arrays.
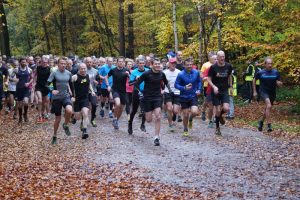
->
[[176, 62, 184, 71], [73, 74, 90, 100], [108, 67, 130, 93], [36, 66, 51, 87], [0, 66, 8, 89], [136, 69, 168, 100], [208, 62, 232, 92]]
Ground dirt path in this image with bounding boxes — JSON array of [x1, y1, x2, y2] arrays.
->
[[76, 113, 299, 199], [0, 110, 299, 199]]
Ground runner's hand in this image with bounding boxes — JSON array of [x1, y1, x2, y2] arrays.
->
[[71, 97, 75, 102], [253, 91, 257, 97], [52, 90, 59, 95], [196, 90, 201, 96], [107, 86, 111, 92], [185, 83, 192, 90], [213, 86, 219, 94], [92, 92, 96, 96], [25, 82, 30, 88]]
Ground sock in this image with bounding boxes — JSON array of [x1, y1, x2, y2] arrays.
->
[[189, 116, 193, 121], [142, 114, 145, 125], [215, 116, 220, 128]]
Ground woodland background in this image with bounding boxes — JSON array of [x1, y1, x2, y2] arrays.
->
[[0, 0, 299, 82]]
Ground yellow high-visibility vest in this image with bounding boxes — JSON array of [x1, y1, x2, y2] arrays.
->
[[232, 74, 237, 96], [245, 64, 254, 81], [255, 67, 261, 85]]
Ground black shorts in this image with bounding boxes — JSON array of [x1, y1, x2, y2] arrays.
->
[[51, 97, 72, 116], [164, 93, 180, 105], [16, 88, 30, 101], [180, 97, 198, 110], [7, 91, 16, 96], [112, 90, 126, 105], [101, 88, 109, 97], [74, 98, 89, 112], [144, 98, 162, 112], [212, 92, 229, 106], [260, 91, 276, 105], [96, 85, 102, 96], [0, 88, 4, 99], [36, 85, 50, 97]]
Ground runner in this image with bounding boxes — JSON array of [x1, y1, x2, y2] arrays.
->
[[13, 58, 32, 123], [71, 63, 96, 139], [200, 52, 217, 121], [47, 57, 73, 144], [35, 56, 51, 122], [105, 57, 130, 130], [135, 58, 171, 146], [99, 57, 115, 118], [164, 57, 181, 132], [128, 58, 149, 135], [253, 57, 282, 132], [85, 57, 99, 127], [175, 58, 202, 136], [0, 57, 8, 113], [207, 51, 232, 135], [7, 60, 17, 118], [125, 60, 134, 119]]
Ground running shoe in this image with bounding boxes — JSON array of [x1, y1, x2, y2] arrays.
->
[[183, 130, 189, 137], [37, 117, 44, 123], [201, 112, 206, 121], [82, 133, 89, 139], [100, 109, 104, 117], [169, 124, 175, 132], [215, 127, 222, 136], [109, 112, 114, 119], [219, 116, 225, 125], [51, 136, 57, 145], [177, 115, 183, 122], [43, 113, 49, 120], [188, 120, 193, 129], [154, 138, 160, 146], [62, 123, 71, 136], [258, 120, 264, 132], [112, 119, 119, 130], [267, 124, 273, 132], [91, 120, 97, 127], [208, 121, 214, 128], [140, 124, 146, 132], [128, 122, 133, 135]]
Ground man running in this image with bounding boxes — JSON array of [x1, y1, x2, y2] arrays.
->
[[13, 58, 32, 123], [135, 58, 171, 146], [128, 58, 149, 135], [35, 56, 51, 122], [0, 58, 8, 114], [47, 58, 73, 144], [99, 57, 115, 118], [164, 57, 181, 132], [175, 58, 202, 136], [71, 63, 96, 139], [106, 57, 130, 130], [253, 57, 282, 132], [85, 57, 99, 127], [207, 51, 232, 135]]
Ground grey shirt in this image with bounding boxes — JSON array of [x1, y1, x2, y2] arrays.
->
[[47, 69, 72, 100], [87, 67, 98, 92]]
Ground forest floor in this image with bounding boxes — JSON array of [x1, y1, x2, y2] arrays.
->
[[0, 102, 299, 199]]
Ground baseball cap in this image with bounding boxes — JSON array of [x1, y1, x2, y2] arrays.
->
[[169, 57, 176, 63]]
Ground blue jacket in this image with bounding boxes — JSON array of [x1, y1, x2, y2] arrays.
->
[[98, 64, 115, 89], [175, 69, 201, 100]]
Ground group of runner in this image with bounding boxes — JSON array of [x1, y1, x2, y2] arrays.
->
[[0, 51, 282, 146]]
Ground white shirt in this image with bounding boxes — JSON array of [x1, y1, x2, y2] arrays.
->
[[163, 68, 180, 95]]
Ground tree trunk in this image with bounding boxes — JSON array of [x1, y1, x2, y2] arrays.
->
[[217, 18, 222, 50], [118, 0, 125, 56], [127, 3, 134, 58], [197, 4, 203, 64], [59, 0, 66, 55], [40, 6, 51, 53], [0, 1, 11, 57], [172, 0, 178, 52]]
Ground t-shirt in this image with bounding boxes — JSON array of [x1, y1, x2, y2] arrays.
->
[[0, 66, 8, 89], [73, 74, 90, 100], [87, 67, 98, 92], [176, 62, 184, 71], [163, 69, 180, 95], [201, 61, 212, 87], [99, 64, 115, 89], [202, 67, 212, 95], [36, 66, 51, 88], [47, 69, 72, 100], [208, 62, 232, 92], [108, 67, 130, 93], [8, 68, 17, 92], [130, 68, 149, 92], [255, 69, 280, 94], [136, 69, 168, 100]]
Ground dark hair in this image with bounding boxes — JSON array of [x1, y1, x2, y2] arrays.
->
[[117, 56, 125, 62], [151, 58, 160, 65], [19, 57, 26, 63], [184, 58, 193, 65], [58, 57, 67, 64]]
